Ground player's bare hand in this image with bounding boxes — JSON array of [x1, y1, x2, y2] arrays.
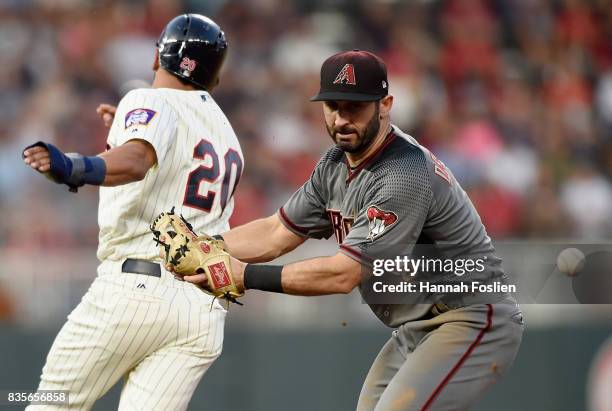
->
[[23, 145, 51, 173], [96, 104, 117, 128], [182, 273, 207, 285]]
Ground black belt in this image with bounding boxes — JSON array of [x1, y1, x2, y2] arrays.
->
[[122, 259, 161, 277]]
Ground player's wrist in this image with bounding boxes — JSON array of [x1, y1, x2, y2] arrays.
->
[[230, 257, 246, 292], [243, 264, 284, 293], [22, 141, 107, 192], [65, 153, 107, 189]]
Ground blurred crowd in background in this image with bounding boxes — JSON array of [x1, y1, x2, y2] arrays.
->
[[0, 0, 611, 256], [1, 0, 612, 251]]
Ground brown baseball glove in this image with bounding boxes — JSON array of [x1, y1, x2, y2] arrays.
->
[[150, 208, 243, 304]]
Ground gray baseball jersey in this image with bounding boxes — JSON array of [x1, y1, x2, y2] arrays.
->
[[279, 125, 510, 327]]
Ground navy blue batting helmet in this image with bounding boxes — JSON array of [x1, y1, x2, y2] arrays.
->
[[156, 14, 228, 90]]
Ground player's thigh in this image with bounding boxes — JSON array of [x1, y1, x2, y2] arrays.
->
[[357, 332, 406, 411], [375, 306, 523, 411], [31, 290, 164, 410], [118, 307, 226, 411], [27, 294, 119, 410]]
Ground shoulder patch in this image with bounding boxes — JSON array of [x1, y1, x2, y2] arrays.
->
[[125, 108, 157, 129], [367, 205, 398, 240]]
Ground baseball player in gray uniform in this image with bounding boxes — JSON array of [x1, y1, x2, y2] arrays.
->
[[22, 15, 242, 410], [178, 50, 524, 410]]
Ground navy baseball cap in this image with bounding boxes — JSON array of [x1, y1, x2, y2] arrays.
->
[[311, 50, 389, 102]]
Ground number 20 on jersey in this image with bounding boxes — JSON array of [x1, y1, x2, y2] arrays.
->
[[183, 139, 242, 213]]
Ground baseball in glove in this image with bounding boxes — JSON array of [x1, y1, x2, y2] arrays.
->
[[150, 207, 243, 305]]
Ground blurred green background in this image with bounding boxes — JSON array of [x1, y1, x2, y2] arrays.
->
[[0, 325, 610, 411]]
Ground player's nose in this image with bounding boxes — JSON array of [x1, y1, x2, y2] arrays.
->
[[333, 112, 351, 129]]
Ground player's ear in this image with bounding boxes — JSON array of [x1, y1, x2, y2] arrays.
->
[[379, 95, 393, 118], [152, 49, 160, 71]]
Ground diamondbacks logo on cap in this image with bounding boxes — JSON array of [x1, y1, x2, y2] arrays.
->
[[333, 64, 356, 85], [366, 205, 398, 240]]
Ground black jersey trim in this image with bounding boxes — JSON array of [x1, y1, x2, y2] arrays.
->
[[278, 207, 330, 237], [346, 130, 396, 183], [339, 244, 373, 264], [278, 207, 310, 236]]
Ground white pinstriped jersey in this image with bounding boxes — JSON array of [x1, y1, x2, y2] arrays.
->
[[97, 88, 243, 263]]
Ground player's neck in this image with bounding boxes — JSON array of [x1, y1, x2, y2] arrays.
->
[[345, 121, 392, 168], [151, 70, 199, 91]]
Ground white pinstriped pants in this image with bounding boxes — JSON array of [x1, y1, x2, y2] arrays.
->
[[27, 261, 226, 411]]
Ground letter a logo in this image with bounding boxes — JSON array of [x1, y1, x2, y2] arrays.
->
[[333, 64, 356, 85]]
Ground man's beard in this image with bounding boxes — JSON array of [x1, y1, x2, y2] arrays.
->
[[327, 105, 380, 154]]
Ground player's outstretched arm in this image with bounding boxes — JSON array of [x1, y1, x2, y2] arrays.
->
[[23, 139, 157, 191], [272, 253, 362, 295], [98, 140, 157, 186], [220, 214, 306, 263], [183, 252, 362, 296], [155, 211, 359, 297]]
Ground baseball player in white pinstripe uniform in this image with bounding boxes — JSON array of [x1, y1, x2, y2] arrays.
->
[[22, 14, 242, 410]]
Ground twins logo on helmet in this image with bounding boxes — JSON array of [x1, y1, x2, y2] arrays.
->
[[179, 57, 198, 77], [367, 205, 398, 240]]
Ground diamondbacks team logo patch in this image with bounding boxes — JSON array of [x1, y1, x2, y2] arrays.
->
[[367, 205, 398, 240], [208, 262, 232, 288], [125, 108, 156, 129], [333, 64, 356, 85]]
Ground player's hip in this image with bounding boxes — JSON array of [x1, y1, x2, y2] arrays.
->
[[93, 259, 225, 308], [396, 298, 524, 353]]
